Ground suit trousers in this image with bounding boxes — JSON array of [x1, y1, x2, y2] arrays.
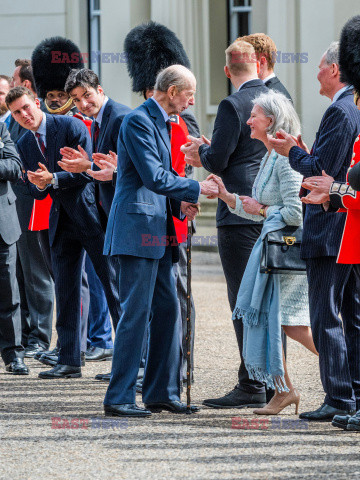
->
[[51, 227, 120, 367], [104, 246, 181, 405], [0, 238, 24, 364], [306, 257, 360, 411], [85, 254, 113, 349], [218, 224, 265, 394], [17, 230, 54, 350]]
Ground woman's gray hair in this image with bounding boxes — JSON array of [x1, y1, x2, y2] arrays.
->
[[154, 65, 194, 92], [252, 90, 301, 137]]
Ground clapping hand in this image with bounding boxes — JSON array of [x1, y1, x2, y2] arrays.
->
[[301, 170, 334, 204], [180, 135, 210, 168], [92, 150, 117, 168], [86, 159, 115, 182], [58, 145, 92, 173], [27, 162, 53, 189], [268, 129, 298, 157]]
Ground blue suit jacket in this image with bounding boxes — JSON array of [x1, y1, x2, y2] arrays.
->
[[289, 89, 360, 258], [17, 114, 104, 246], [104, 98, 200, 259], [92, 98, 131, 216]]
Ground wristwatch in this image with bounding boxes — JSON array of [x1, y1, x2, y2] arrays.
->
[[259, 205, 266, 217], [50, 174, 55, 185]]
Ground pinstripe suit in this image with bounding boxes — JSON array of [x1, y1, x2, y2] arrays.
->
[[17, 114, 120, 367], [289, 89, 360, 410]]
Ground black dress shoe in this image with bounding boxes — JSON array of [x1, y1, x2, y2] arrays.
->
[[332, 414, 353, 430], [5, 358, 29, 375], [203, 386, 266, 409], [34, 347, 58, 361], [104, 404, 151, 417], [85, 346, 113, 361], [24, 344, 45, 358], [38, 364, 81, 379], [95, 372, 111, 382], [344, 410, 360, 431], [38, 352, 58, 366], [145, 400, 200, 414], [299, 403, 356, 422]]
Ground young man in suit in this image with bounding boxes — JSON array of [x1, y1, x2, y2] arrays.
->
[[58, 68, 131, 366], [270, 41, 360, 421], [6, 86, 121, 378], [239, 33, 292, 101], [9, 58, 55, 359], [182, 40, 269, 409], [103, 65, 218, 417], [0, 122, 29, 375]]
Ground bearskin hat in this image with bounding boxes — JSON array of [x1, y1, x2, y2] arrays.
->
[[31, 36, 84, 98], [124, 21, 190, 94], [339, 15, 360, 93]]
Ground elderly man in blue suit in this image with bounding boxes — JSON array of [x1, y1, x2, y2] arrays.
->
[[103, 65, 218, 417], [6, 86, 121, 378], [58, 68, 131, 365]]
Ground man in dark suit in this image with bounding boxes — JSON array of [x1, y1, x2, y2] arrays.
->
[[270, 41, 360, 421], [239, 33, 292, 100], [58, 68, 131, 365], [8, 58, 55, 358], [0, 122, 29, 374], [6, 86, 121, 378], [182, 40, 269, 409], [103, 65, 218, 417]]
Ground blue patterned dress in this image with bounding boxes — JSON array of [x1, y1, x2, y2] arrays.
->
[[229, 149, 310, 326]]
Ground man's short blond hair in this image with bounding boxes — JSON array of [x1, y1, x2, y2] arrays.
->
[[225, 40, 257, 75], [238, 33, 277, 70]]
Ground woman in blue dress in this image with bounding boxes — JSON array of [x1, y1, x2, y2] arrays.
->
[[210, 90, 317, 415]]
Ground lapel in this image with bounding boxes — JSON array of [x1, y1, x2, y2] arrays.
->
[[45, 114, 58, 172], [97, 99, 112, 151], [145, 98, 171, 158], [25, 131, 44, 169]]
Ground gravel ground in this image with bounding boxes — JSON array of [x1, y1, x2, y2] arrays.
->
[[1, 252, 359, 480]]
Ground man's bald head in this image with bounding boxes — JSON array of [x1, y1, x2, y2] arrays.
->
[[154, 65, 196, 93]]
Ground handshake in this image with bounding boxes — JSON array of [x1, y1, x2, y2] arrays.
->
[[199, 174, 227, 199]]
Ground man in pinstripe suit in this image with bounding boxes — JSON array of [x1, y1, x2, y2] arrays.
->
[[270, 41, 360, 420], [6, 86, 120, 378]]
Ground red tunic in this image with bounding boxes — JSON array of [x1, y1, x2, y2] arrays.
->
[[336, 134, 360, 264], [170, 115, 189, 244]]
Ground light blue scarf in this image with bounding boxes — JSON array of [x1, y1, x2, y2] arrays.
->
[[232, 210, 289, 392]]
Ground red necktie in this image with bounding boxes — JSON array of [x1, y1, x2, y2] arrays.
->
[[93, 121, 100, 153], [35, 132, 47, 160]]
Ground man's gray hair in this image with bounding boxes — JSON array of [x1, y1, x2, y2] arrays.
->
[[324, 41, 339, 66], [154, 65, 194, 92], [252, 90, 301, 137]]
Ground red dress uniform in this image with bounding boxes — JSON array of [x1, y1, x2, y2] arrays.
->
[[170, 114, 189, 244], [28, 112, 92, 231], [329, 134, 360, 263]]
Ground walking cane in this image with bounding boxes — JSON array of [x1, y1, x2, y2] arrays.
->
[[186, 218, 193, 413]]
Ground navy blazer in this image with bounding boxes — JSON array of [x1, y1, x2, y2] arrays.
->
[[289, 89, 360, 258], [265, 76, 292, 101], [17, 114, 103, 246], [198, 79, 268, 227], [92, 98, 131, 215], [104, 98, 200, 259]]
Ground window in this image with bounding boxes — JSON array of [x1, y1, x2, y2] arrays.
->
[[88, 0, 101, 78], [228, 0, 252, 43]]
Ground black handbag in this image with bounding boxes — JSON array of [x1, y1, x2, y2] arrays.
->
[[260, 225, 306, 275]]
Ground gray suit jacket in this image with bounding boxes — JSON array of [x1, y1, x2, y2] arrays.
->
[[0, 122, 22, 245]]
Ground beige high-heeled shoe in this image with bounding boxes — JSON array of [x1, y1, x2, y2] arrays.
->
[[253, 388, 300, 415]]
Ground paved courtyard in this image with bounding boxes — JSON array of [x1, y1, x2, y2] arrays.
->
[[1, 251, 359, 479]]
